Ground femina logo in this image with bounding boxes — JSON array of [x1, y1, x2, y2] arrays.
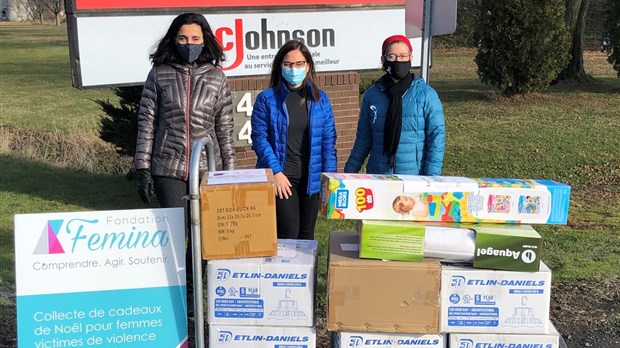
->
[[38, 218, 170, 253], [216, 269, 231, 281], [214, 18, 336, 70], [216, 331, 233, 344], [33, 220, 65, 255]]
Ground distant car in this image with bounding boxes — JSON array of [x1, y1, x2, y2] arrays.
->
[[602, 37, 613, 53]]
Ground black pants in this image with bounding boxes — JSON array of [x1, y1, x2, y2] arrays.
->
[[152, 176, 202, 310], [275, 176, 319, 240]]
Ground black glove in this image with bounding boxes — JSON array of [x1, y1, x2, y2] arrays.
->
[[137, 169, 155, 204]]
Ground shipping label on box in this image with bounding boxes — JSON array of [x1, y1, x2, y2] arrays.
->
[[333, 332, 445, 348], [449, 321, 560, 348], [209, 325, 316, 348], [328, 231, 441, 334], [321, 174, 571, 224], [441, 263, 552, 334], [359, 221, 542, 272], [207, 239, 317, 327], [200, 168, 277, 260]]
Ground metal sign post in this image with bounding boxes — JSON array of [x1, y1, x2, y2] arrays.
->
[[420, 0, 433, 83]]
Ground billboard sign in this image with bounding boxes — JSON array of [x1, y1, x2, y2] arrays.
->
[[73, 0, 400, 9], [64, 0, 422, 88], [71, 10, 420, 87]]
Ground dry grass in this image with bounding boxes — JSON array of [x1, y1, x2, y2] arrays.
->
[[0, 125, 132, 175]]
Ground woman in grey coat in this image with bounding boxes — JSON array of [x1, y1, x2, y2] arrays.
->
[[133, 13, 236, 315]]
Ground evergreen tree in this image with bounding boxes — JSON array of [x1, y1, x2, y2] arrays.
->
[[475, 0, 571, 94], [98, 86, 143, 157]]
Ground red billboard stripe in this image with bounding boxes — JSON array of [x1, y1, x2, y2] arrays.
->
[[76, 0, 402, 10]]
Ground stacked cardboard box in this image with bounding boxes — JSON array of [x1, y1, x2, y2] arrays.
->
[[320, 173, 571, 347], [328, 231, 447, 347], [200, 169, 317, 347]]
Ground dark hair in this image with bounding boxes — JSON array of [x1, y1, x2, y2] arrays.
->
[[269, 40, 320, 101], [150, 13, 225, 67]]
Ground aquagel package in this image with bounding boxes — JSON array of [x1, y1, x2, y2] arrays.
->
[[358, 221, 543, 272]]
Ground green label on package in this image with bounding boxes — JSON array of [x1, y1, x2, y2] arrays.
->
[[474, 225, 542, 272], [359, 221, 425, 261]]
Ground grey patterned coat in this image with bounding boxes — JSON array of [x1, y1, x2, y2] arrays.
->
[[134, 63, 236, 180]]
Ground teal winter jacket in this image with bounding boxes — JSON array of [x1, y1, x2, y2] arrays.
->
[[251, 82, 338, 195], [345, 75, 445, 175]]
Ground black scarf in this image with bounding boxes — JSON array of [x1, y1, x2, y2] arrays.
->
[[382, 72, 413, 169]]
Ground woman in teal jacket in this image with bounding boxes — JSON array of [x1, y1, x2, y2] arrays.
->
[[345, 35, 445, 175], [251, 40, 337, 240]]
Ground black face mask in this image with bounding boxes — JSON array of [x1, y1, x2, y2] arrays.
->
[[383, 60, 411, 80], [176, 43, 204, 63]]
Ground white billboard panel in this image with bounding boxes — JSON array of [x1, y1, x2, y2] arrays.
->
[[73, 10, 422, 87]]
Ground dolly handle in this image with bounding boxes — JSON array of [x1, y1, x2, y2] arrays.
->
[[188, 136, 215, 348]]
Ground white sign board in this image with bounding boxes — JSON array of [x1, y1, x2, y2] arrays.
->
[[14, 208, 188, 347], [71, 9, 422, 87], [405, 0, 457, 38]]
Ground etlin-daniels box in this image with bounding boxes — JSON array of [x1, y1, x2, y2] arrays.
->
[[449, 321, 560, 348], [328, 231, 441, 334], [209, 325, 316, 348], [200, 168, 277, 259], [441, 262, 552, 334], [207, 239, 317, 327], [320, 173, 570, 224], [333, 332, 445, 348], [359, 221, 543, 272]]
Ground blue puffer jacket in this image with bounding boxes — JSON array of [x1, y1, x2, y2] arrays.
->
[[251, 82, 338, 195], [344, 75, 445, 175]]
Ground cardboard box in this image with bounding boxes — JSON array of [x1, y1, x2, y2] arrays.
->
[[200, 168, 277, 260], [207, 239, 317, 327], [320, 173, 571, 224], [449, 321, 560, 348], [333, 332, 445, 348], [209, 325, 316, 348], [359, 221, 542, 272], [441, 262, 552, 334], [328, 231, 441, 334]]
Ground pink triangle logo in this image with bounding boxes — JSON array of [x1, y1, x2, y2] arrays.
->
[[34, 220, 65, 255], [48, 224, 64, 254]]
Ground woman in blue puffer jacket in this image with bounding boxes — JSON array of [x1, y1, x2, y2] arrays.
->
[[345, 35, 445, 175], [251, 40, 337, 240]]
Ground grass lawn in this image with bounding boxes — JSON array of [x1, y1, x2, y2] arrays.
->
[[1, 23, 619, 347]]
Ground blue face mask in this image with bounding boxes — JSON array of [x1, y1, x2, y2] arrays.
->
[[282, 67, 307, 86], [176, 43, 203, 63]]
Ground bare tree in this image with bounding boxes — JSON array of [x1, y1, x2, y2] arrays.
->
[[12, 0, 35, 21], [44, 0, 63, 25], [14, 0, 62, 24], [16, 0, 46, 24]]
